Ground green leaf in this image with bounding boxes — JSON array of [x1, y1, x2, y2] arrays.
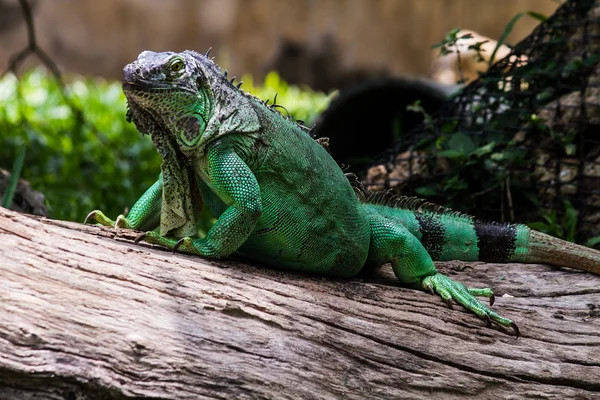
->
[[527, 222, 551, 233], [2, 144, 26, 209], [406, 100, 424, 113], [490, 12, 524, 66], [415, 184, 440, 197], [447, 133, 476, 154], [437, 149, 466, 159], [565, 143, 576, 156], [443, 175, 468, 191], [473, 142, 496, 157], [526, 11, 547, 22], [584, 236, 600, 248], [562, 200, 578, 243]]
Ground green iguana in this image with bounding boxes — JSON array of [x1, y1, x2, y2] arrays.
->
[[85, 50, 600, 337]]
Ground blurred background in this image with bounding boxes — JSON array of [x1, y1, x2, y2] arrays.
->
[[7, 0, 598, 248], [0, 0, 558, 89]]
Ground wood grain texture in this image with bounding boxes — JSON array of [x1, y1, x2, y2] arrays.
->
[[0, 206, 599, 399]]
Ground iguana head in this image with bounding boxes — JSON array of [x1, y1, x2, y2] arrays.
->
[[122, 50, 259, 156]]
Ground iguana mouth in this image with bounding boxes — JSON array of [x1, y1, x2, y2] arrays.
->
[[122, 81, 179, 92]]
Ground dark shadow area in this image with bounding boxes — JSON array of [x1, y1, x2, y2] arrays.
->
[[271, 37, 387, 92], [312, 78, 456, 171]]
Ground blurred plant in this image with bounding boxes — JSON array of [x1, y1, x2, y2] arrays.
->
[[241, 71, 335, 126], [1, 144, 26, 209], [528, 200, 578, 242], [0, 68, 160, 221], [0, 68, 333, 222], [432, 11, 547, 84], [400, 6, 594, 235], [584, 235, 600, 249]]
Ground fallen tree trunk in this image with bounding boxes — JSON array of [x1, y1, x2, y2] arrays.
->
[[0, 206, 599, 399]]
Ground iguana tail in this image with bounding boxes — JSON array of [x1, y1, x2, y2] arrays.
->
[[463, 220, 600, 274], [355, 187, 600, 274], [519, 229, 600, 274]]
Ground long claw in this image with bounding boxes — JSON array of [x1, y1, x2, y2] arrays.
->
[[114, 215, 133, 230], [483, 314, 492, 328], [174, 238, 186, 254], [445, 298, 454, 309], [134, 232, 148, 243], [512, 323, 520, 339], [490, 293, 495, 306], [84, 209, 120, 228], [83, 211, 96, 225]]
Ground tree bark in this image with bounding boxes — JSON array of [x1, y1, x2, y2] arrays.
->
[[0, 206, 599, 400]]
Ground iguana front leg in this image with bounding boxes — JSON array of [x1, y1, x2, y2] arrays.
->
[[137, 144, 261, 258], [365, 209, 519, 336], [85, 176, 162, 231]]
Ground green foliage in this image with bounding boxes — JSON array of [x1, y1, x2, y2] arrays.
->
[[489, 11, 547, 66], [431, 28, 475, 57], [406, 100, 434, 130], [2, 144, 26, 209], [431, 28, 478, 84], [241, 71, 335, 125], [407, 98, 532, 213], [409, 95, 591, 244], [0, 69, 158, 221], [431, 11, 548, 83], [0, 68, 332, 222], [584, 235, 600, 249], [528, 200, 577, 242], [411, 10, 597, 243]]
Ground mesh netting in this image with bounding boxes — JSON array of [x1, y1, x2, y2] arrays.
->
[[363, 0, 600, 244]]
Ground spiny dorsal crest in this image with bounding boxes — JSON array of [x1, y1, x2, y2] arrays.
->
[[192, 48, 312, 133], [346, 173, 473, 219]]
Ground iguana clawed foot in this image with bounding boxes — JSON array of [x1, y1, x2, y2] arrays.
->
[[422, 274, 519, 338], [84, 210, 134, 230], [134, 231, 202, 255]]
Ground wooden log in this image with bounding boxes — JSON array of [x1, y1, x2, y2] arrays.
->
[[0, 206, 599, 399]]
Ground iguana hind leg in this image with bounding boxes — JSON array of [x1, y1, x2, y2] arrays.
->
[[365, 209, 519, 336]]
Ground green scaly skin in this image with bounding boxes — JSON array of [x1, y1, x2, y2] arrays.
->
[[85, 50, 600, 337]]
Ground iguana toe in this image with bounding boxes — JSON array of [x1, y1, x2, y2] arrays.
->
[[511, 323, 520, 338], [467, 287, 496, 306], [174, 237, 195, 253], [84, 210, 116, 227], [114, 215, 133, 229]]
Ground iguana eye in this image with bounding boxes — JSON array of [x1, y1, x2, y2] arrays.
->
[[170, 59, 184, 73]]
